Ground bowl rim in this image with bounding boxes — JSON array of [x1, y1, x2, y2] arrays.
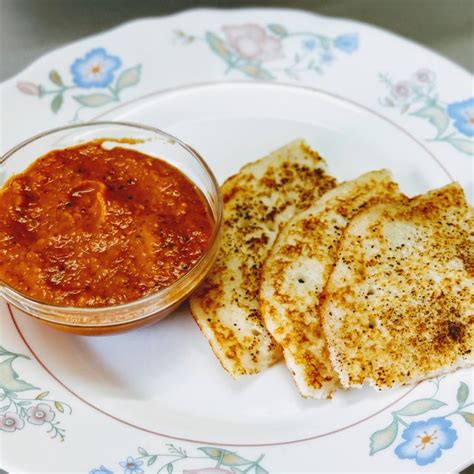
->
[[0, 120, 223, 326]]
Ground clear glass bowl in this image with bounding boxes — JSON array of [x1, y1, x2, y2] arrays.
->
[[0, 122, 222, 334]]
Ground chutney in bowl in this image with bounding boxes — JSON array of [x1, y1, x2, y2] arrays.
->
[[0, 122, 222, 334]]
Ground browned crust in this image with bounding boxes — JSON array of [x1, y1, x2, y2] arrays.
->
[[190, 140, 337, 376], [321, 183, 474, 389], [259, 170, 404, 397]]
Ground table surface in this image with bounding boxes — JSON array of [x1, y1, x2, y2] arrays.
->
[[0, 0, 473, 82]]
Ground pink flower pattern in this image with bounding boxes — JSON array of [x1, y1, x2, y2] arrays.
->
[[27, 403, 56, 425], [0, 412, 25, 432], [0, 346, 70, 440], [413, 68, 435, 84], [223, 24, 283, 62], [391, 81, 413, 101]]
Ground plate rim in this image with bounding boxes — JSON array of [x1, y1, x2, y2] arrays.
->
[[1, 7, 471, 88]]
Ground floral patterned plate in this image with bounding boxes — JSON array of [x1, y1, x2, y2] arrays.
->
[[0, 8, 472, 474]]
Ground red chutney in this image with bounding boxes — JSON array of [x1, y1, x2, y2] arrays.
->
[[0, 140, 214, 307]]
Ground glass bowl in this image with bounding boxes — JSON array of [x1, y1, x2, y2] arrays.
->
[[0, 122, 222, 335]]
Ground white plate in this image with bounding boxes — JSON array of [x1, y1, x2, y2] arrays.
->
[[1, 8, 472, 474]]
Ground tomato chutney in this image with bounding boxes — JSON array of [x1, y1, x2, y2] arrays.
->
[[0, 140, 214, 307]]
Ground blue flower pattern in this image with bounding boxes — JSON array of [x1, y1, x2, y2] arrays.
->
[[395, 417, 458, 466], [320, 51, 334, 64], [71, 48, 121, 88], [302, 38, 317, 51], [334, 33, 358, 53], [119, 457, 144, 474], [370, 380, 473, 467], [447, 98, 474, 137], [18, 48, 141, 121]]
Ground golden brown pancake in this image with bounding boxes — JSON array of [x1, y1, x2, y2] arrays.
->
[[190, 140, 336, 376], [260, 170, 402, 398], [322, 183, 474, 389]]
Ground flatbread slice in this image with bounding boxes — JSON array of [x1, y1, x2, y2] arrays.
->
[[260, 170, 402, 398], [322, 183, 474, 389], [190, 140, 336, 376]]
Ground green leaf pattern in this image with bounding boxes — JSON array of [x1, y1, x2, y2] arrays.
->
[[115, 65, 142, 92], [73, 93, 115, 107], [370, 418, 398, 455], [267, 23, 288, 36], [238, 64, 275, 80], [460, 412, 474, 426], [447, 137, 474, 155], [49, 70, 63, 86], [205, 32, 234, 62], [411, 104, 449, 135], [0, 357, 38, 392], [51, 94, 63, 113], [138, 446, 148, 456], [394, 398, 446, 416], [198, 447, 253, 467], [457, 381, 469, 406]]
